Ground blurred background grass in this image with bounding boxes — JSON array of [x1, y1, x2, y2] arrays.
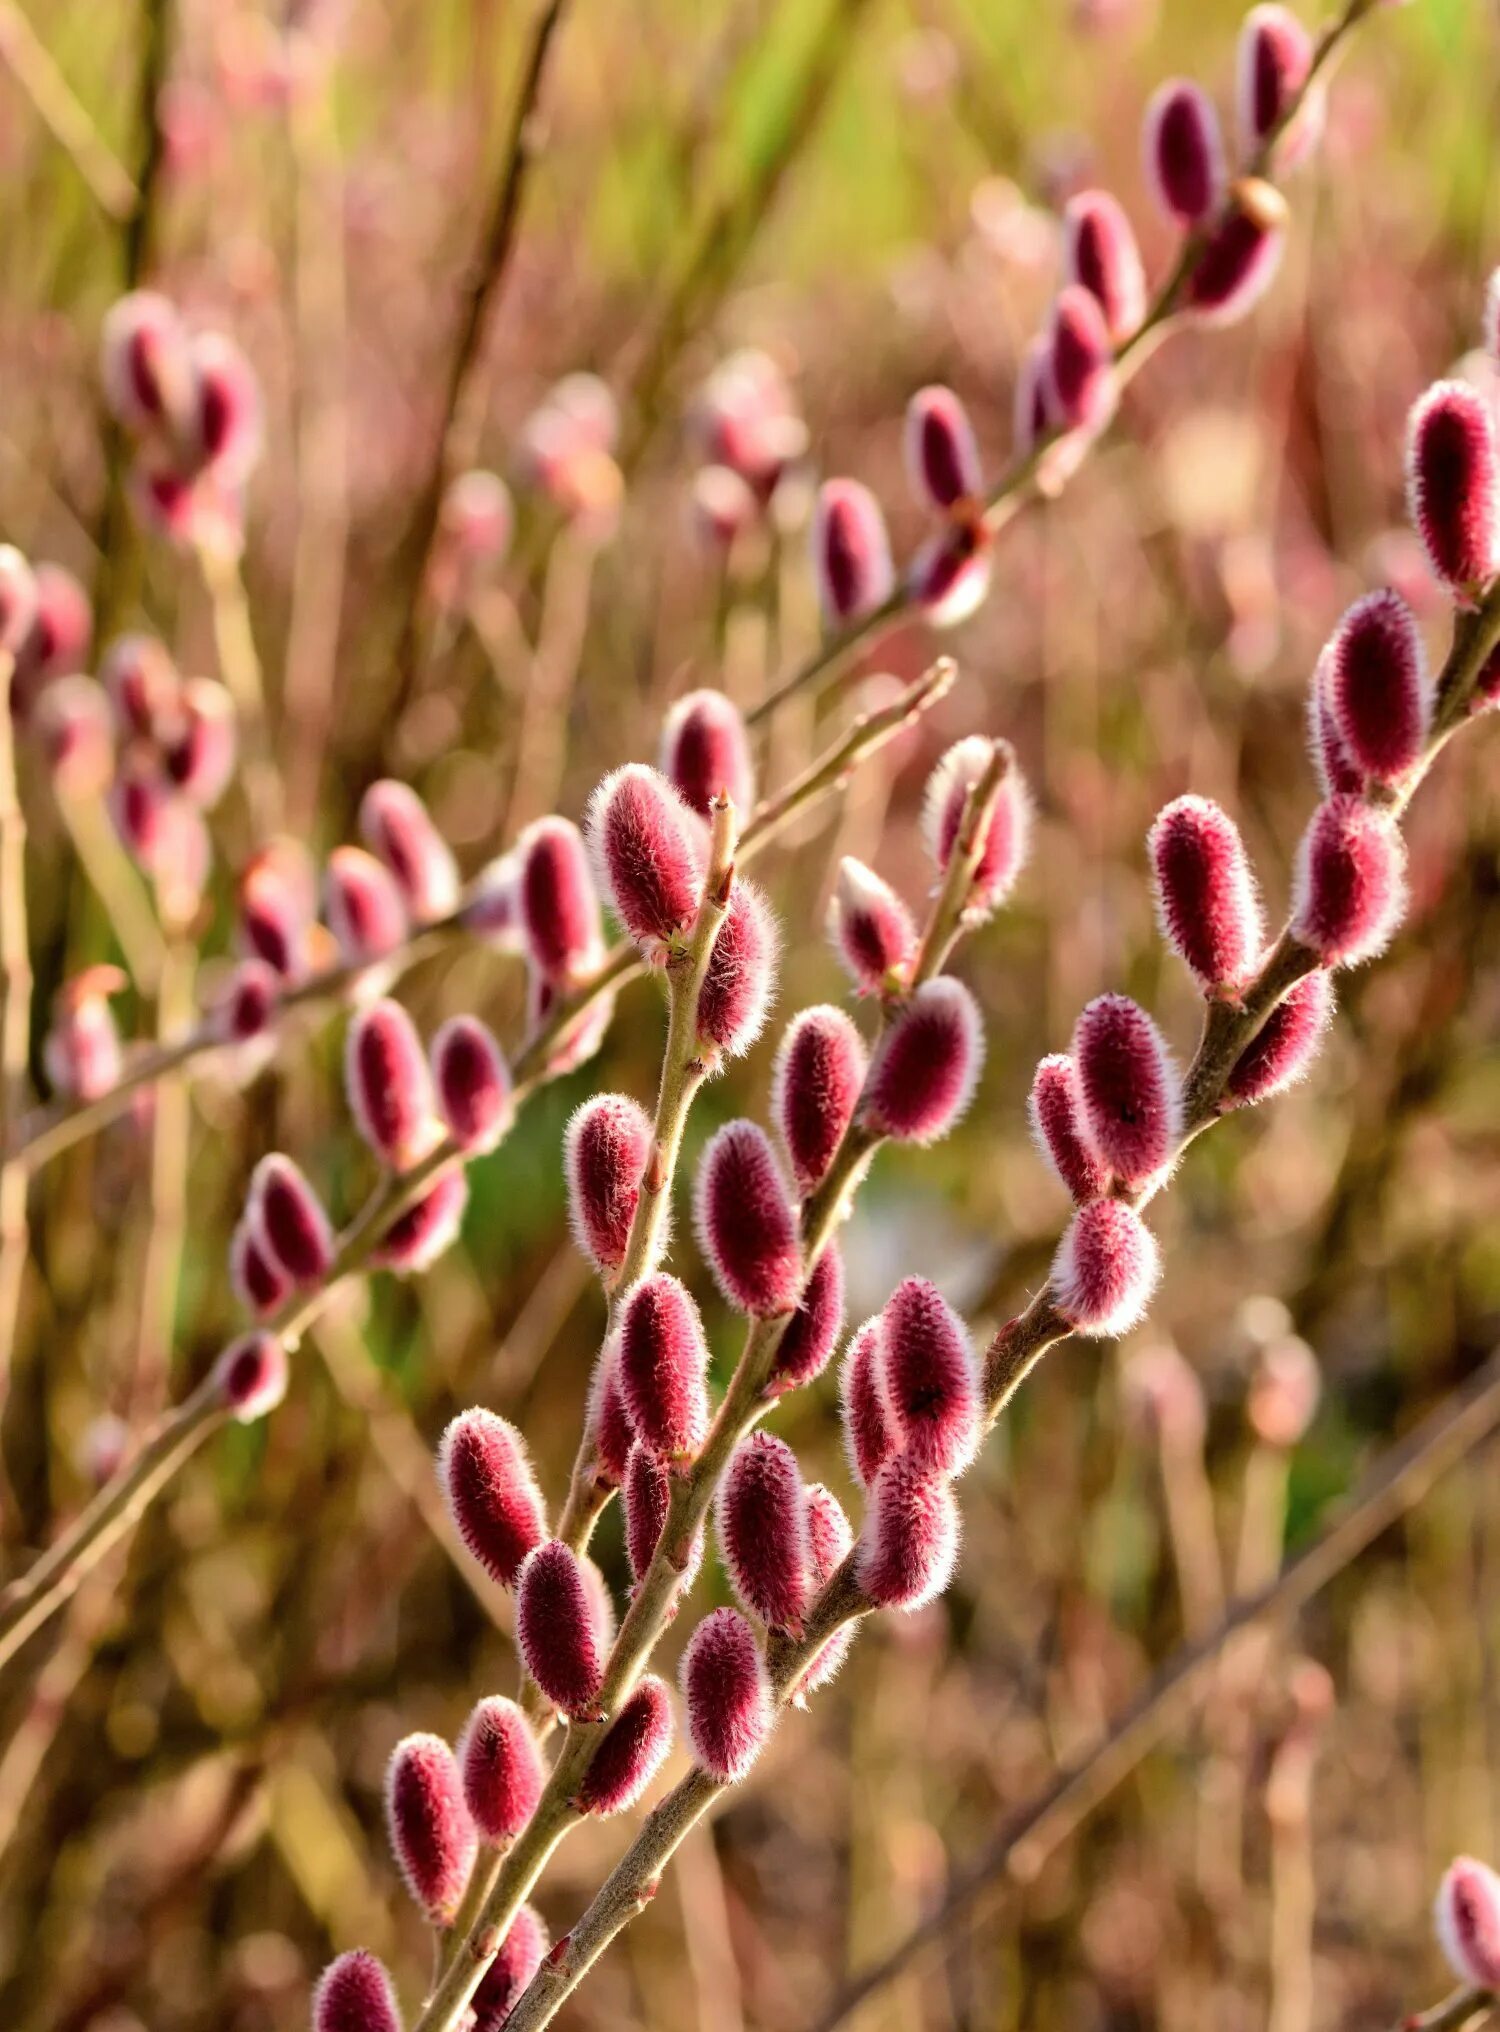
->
[[3, 2, 1500, 2029]]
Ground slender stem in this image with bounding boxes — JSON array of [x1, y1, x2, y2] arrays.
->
[[127, 937, 194, 1417], [0, 647, 31, 1409], [0, 2, 137, 220], [57, 786, 165, 995], [198, 541, 281, 839], [1397, 1990, 1497, 2032], [745, 0, 1373, 732]]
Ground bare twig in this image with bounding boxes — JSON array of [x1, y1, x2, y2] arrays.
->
[[0, 645, 33, 1410], [0, 3, 136, 221]]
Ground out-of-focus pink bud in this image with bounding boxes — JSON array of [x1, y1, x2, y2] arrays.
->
[[189, 331, 263, 485], [904, 386, 983, 513], [578, 1676, 675, 1817], [697, 879, 778, 1064], [100, 634, 179, 742], [659, 689, 755, 819], [694, 1120, 802, 1318], [800, 1483, 856, 1694], [249, 1154, 334, 1285], [1324, 590, 1429, 785], [431, 1016, 511, 1154], [0, 545, 37, 656], [437, 1407, 547, 1586], [345, 1000, 434, 1168], [384, 1733, 477, 1925], [1045, 286, 1116, 434], [770, 1242, 845, 1395], [370, 1164, 468, 1273], [35, 677, 114, 798], [229, 1217, 290, 1317], [1063, 190, 1146, 342], [518, 816, 603, 986], [586, 764, 705, 959], [1290, 795, 1407, 966], [42, 966, 126, 1102], [694, 348, 807, 496], [11, 562, 93, 718], [515, 375, 622, 531], [517, 1540, 609, 1718], [1236, 5, 1320, 163], [1052, 1198, 1161, 1336], [240, 858, 312, 980], [1013, 335, 1053, 458], [878, 1277, 980, 1476], [811, 479, 896, 630], [1147, 795, 1264, 992], [772, 1005, 867, 1195], [690, 463, 761, 553], [619, 1272, 711, 1459], [163, 678, 237, 809], [111, 756, 174, 873], [921, 736, 1032, 919], [1435, 1857, 1500, 1991], [469, 1910, 548, 2032], [360, 780, 460, 924], [1247, 1334, 1321, 1447], [1121, 1340, 1206, 1450], [526, 973, 614, 1077], [211, 1330, 288, 1421], [1406, 380, 1500, 596], [100, 290, 193, 439], [1224, 969, 1335, 1107], [458, 1696, 543, 1845], [681, 1606, 772, 1781], [1184, 183, 1286, 326], [431, 468, 512, 608], [828, 858, 917, 995], [841, 1316, 899, 1488], [857, 1454, 961, 1610], [905, 523, 994, 628], [862, 977, 984, 1145], [1143, 79, 1227, 225], [153, 800, 212, 925], [125, 454, 201, 549], [1029, 1053, 1111, 1203], [461, 851, 523, 950], [325, 846, 409, 968], [1072, 994, 1180, 1187], [564, 1093, 654, 1280], [719, 1432, 810, 1630], [312, 1950, 403, 2032]]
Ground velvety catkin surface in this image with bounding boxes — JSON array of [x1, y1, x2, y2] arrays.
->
[[1, 3, 1499, 2031]]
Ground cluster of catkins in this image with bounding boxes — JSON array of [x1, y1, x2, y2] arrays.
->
[[808, 4, 1315, 642], [100, 290, 264, 551], [291, 685, 1035, 2030]]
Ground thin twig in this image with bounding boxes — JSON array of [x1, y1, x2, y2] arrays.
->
[[0, 645, 33, 1411], [0, 2, 137, 221], [198, 541, 282, 840]]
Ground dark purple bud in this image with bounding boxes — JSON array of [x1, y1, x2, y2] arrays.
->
[[462, 851, 522, 950], [517, 1540, 609, 1718], [100, 632, 179, 742], [906, 523, 994, 628], [618, 1272, 711, 1459], [384, 1732, 477, 1925], [165, 679, 237, 809], [249, 1154, 334, 1285], [211, 1330, 288, 1422], [1184, 183, 1286, 326], [1052, 1198, 1161, 1336], [360, 780, 460, 923], [1028, 1054, 1111, 1204], [518, 816, 604, 986], [857, 1454, 961, 1611], [431, 1016, 512, 1154], [585, 764, 706, 958], [719, 1431, 810, 1630], [189, 330, 264, 484], [1045, 285, 1116, 432], [1290, 795, 1407, 967], [230, 1216, 291, 1318], [659, 689, 755, 818], [1147, 795, 1264, 991], [1324, 590, 1429, 785], [436, 1408, 547, 1586], [240, 859, 311, 981], [862, 977, 985, 1145], [772, 1005, 867, 1195], [878, 1277, 979, 1476], [588, 1344, 636, 1488], [1012, 336, 1052, 458], [903, 386, 983, 512], [1072, 994, 1180, 1187], [312, 1950, 403, 2032], [828, 858, 917, 995], [35, 677, 114, 798], [1307, 642, 1366, 797], [100, 289, 193, 437], [1236, 5, 1318, 158], [681, 1606, 772, 1781], [564, 1093, 653, 1278], [1063, 190, 1146, 343], [1143, 79, 1226, 224], [1224, 969, 1335, 1107], [697, 878, 778, 1065], [769, 1242, 845, 1395], [370, 1165, 468, 1273], [325, 847, 409, 967], [694, 1120, 802, 1318], [800, 1483, 856, 1694], [812, 479, 895, 629], [577, 1675, 675, 1817], [470, 1909, 548, 2032], [622, 1439, 705, 1591], [345, 1000, 435, 1168], [1406, 380, 1500, 595], [840, 1316, 899, 1489], [458, 1696, 544, 1845]]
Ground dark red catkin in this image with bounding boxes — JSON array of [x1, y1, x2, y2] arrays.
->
[[458, 1696, 544, 1845], [516, 1540, 610, 1718], [681, 1607, 773, 1781], [772, 1005, 867, 1194], [384, 1733, 477, 1925], [577, 1675, 675, 1817], [618, 1272, 711, 1460], [719, 1431, 811, 1630], [693, 1120, 802, 1318], [436, 1409, 547, 1587]]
